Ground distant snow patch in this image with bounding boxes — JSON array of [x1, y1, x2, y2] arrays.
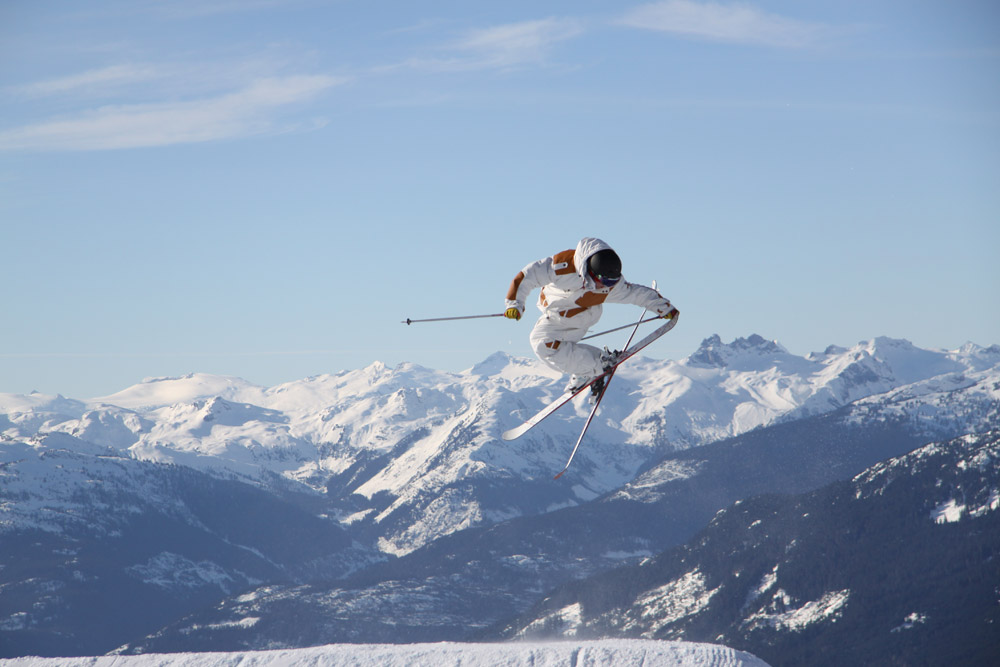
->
[[603, 549, 654, 560], [611, 459, 702, 503], [126, 552, 236, 592], [745, 589, 850, 632], [970, 488, 1000, 518], [517, 602, 586, 637], [0, 611, 29, 631], [744, 565, 780, 609], [635, 569, 720, 636], [891, 612, 928, 632], [930, 498, 966, 524]]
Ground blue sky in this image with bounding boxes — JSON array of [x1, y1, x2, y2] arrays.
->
[[2, 0, 998, 399]]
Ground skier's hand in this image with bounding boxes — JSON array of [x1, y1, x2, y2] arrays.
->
[[660, 306, 679, 320], [504, 307, 522, 321]]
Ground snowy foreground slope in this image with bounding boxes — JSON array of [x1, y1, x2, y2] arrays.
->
[[2, 640, 770, 667]]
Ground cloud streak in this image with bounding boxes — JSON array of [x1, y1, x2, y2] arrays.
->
[[453, 18, 585, 68], [386, 17, 584, 73], [10, 64, 164, 98], [619, 0, 826, 48], [4, 15, 587, 151], [0, 75, 344, 151]]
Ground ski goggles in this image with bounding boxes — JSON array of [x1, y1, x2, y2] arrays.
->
[[590, 270, 620, 288]]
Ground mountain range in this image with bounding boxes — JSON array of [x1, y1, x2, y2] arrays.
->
[[1, 333, 998, 661]]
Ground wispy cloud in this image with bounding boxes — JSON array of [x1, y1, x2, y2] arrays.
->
[[454, 18, 585, 67], [93, 0, 308, 21], [619, 0, 827, 48], [386, 17, 585, 73], [10, 64, 164, 98], [0, 75, 344, 151], [155, 0, 303, 19]]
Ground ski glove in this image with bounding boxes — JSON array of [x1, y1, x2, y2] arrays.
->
[[504, 300, 523, 321], [659, 305, 679, 320]]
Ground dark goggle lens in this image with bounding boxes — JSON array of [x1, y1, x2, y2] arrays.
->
[[597, 273, 620, 287]]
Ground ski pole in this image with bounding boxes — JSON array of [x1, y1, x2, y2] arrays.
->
[[620, 281, 656, 351], [401, 313, 505, 325], [580, 316, 663, 340]]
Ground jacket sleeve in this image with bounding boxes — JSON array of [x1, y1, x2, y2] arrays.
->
[[607, 280, 674, 315], [505, 257, 556, 312]]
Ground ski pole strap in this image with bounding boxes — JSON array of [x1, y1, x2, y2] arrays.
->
[[402, 313, 505, 325]]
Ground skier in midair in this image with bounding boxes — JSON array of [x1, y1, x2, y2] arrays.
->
[[505, 237, 678, 395]]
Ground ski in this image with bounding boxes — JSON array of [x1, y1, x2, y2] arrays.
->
[[501, 314, 678, 442], [501, 373, 604, 442], [553, 355, 616, 480], [553, 300, 652, 479]]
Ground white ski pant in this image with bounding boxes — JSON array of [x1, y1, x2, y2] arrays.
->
[[529, 315, 604, 378]]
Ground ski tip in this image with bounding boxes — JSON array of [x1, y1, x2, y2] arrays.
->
[[553, 470, 567, 480], [501, 428, 521, 441]]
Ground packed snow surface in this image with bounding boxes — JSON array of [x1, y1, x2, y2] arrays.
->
[[2, 640, 770, 667]]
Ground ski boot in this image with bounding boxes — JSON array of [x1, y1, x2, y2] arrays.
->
[[601, 347, 623, 371], [566, 374, 594, 393]]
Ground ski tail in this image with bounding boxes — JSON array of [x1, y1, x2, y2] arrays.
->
[[553, 302, 652, 479], [553, 373, 612, 480], [501, 382, 592, 441]]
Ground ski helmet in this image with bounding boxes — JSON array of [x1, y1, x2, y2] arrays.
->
[[588, 248, 622, 286]]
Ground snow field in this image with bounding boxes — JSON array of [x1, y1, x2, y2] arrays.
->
[[1, 640, 771, 667]]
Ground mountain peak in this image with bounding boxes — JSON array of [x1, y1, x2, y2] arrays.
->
[[848, 337, 964, 385], [864, 336, 920, 353], [90, 373, 259, 410], [470, 351, 516, 376], [687, 334, 787, 368], [953, 342, 1000, 371], [468, 352, 561, 384]]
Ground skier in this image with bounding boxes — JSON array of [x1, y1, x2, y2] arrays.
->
[[504, 237, 678, 395]]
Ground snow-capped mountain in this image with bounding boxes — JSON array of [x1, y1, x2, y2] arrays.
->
[[4, 335, 995, 558], [499, 429, 1000, 666], [2, 334, 998, 658]]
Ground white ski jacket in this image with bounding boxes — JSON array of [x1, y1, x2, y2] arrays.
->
[[505, 237, 674, 340]]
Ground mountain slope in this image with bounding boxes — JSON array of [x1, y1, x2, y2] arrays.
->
[[499, 430, 1000, 666], [0, 441, 368, 658]]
